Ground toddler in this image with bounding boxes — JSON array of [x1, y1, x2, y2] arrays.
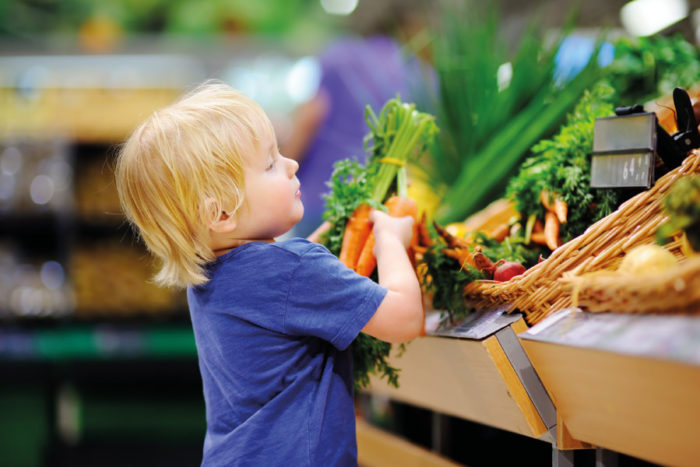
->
[[115, 81, 423, 466]]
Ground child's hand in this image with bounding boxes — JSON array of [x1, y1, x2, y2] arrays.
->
[[370, 209, 414, 249], [363, 209, 423, 344]]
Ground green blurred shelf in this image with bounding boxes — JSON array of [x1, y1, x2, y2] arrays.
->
[[0, 323, 197, 361]]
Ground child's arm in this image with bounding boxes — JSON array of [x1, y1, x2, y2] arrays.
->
[[361, 210, 423, 343]]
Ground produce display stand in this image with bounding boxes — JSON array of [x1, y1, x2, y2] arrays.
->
[[519, 308, 700, 467], [367, 307, 565, 454]]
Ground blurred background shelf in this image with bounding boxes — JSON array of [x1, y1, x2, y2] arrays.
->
[[0, 321, 201, 467], [0, 88, 193, 464], [0, 321, 196, 361]]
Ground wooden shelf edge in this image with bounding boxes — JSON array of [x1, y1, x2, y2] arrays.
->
[[522, 339, 700, 466], [556, 412, 594, 450], [366, 323, 549, 439], [483, 334, 548, 437], [356, 418, 461, 467]]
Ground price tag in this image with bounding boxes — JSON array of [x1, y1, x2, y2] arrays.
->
[[590, 152, 655, 188], [590, 113, 656, 189]]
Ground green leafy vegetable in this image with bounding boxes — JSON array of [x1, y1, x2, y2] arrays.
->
[[473, 233, 542, 268], [420, 229, 540, 322], [608, 34, 700, 105], [506, 82, 622, 242], [421, 245, 483, 321], [423, 2, 602, 224], [321, 158, 378, 257], [657, 175, 700, 251]]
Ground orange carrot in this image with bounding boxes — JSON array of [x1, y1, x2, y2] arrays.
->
[[553, 198, 568, 225], [530, 232, 547, 245], [355, 195, 418, 277], [338, 204, 372, 269], [540, 190, 568, 225], [416, 212, 433, 248], [472, 245, 495, 275], [490, 223, 510, 242], [544, 211, 561, 251], [533, 219, 544, 233], [355, 236, 376, 277], [432, 220, 470, 249], [539, 190, 555, 212], [442, 247, 474, 269]]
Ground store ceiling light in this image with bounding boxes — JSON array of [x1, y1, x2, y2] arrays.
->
[[320, 0, 358, 16], [620, 0, 689, 36]]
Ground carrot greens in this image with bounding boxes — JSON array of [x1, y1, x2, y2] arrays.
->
[[320, 96, 438, 391], [506, 82, 622, 243]]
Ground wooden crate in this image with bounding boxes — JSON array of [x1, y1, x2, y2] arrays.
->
[[367, 316, 551, 439], [520, 310, 700, 466]]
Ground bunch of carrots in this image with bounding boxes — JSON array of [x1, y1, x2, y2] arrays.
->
[[333, 97, 438, 278], [320, 96, 438, 390], [526, 190, 568, 251], [339, 196, 419, 276]]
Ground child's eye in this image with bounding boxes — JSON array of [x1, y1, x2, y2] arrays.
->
[[266, 158, 276, 170]]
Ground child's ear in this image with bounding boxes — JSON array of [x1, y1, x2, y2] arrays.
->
[[210, 210, 237, 234], [205, 198, 237, 233]]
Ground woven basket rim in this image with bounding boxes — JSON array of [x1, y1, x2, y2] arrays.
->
[[462, 149, 700, 323]]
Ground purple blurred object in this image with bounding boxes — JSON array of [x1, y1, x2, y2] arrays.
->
[[294, 36, 425, 236]]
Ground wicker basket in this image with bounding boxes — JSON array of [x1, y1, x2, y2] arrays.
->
[[559, 253, 700, 315], [464, 149, 700, 325]]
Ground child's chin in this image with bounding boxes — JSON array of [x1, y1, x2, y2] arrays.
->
[[294, 208, 304, 223]]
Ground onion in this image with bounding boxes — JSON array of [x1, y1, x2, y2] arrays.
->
[[493, 260, 527, 282], [617, 244, 677, 275]]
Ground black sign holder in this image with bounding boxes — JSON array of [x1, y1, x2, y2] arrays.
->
[[591, 87, 700, 189]]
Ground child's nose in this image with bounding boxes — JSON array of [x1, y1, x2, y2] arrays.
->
[[286, 157, 299, 176]]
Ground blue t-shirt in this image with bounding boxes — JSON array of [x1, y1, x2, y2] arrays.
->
[[187, 238, 387, 466]]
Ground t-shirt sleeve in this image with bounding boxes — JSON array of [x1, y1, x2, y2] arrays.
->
[[284, 243, 387, 350]]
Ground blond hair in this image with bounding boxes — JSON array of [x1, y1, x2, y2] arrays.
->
[[115, 81, 275, 288]]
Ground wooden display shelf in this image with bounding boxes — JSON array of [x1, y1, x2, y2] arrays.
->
[[519, 309, 700, 467], [367, 311, 553, 440], [356, 418, 460, 467]]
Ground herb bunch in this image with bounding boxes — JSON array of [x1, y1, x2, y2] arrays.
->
[[608, 34, 700, 105], [506, 82, 622, 242]]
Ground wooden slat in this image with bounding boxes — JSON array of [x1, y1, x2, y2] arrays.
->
[[556, 412, 593, 450], [356, 418, 462, 467], [367, 329, 547, 438], [522, 340, 700, 467], [483, 336, 547, 436], [510, 318, 529, 335]]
